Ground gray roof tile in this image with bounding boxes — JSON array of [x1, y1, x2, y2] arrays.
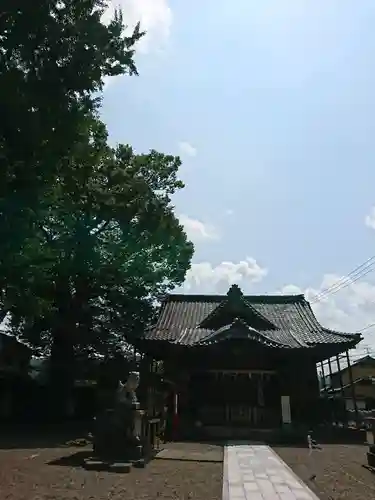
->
[[143, 286, 361, 350]]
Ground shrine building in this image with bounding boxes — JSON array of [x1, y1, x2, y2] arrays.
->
[[136, 284, 362, 437]]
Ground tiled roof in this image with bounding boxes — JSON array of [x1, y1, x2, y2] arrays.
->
[[142, 285, 362, 350]]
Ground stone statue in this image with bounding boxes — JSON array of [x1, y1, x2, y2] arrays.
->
[[114, 371, 142, 443], [116, 371, 140, 408], [93, 370, 144, 461]]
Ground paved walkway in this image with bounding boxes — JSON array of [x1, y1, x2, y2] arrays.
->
[[223, 443, 319, 500]]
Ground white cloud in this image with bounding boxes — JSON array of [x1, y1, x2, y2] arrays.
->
[[365, 207, 375, 230], [178, 141, 197, 158], [182, 257, 268, 294], [102, 0, 172, 54], [280, 273, 375, 354], [179, 214, 219, 242]]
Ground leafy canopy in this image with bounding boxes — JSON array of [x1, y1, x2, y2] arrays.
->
[[0, 0, 143, 292], [0, 1, 194, 372], [11, 117, 194, 358]]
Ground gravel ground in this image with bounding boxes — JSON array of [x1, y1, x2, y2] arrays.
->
[[6, 439, 375, 500], [0, 446, 222, 500], [274, 444, 375, 500]]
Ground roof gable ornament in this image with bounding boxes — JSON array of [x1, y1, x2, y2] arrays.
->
[[227, 284, 243, 303], [198, 284, 276, 331]]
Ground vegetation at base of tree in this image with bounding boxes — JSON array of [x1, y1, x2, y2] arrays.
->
[[0, 0, 194, 406]]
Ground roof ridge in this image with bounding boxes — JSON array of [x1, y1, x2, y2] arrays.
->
[[165, 293, 306, 304]]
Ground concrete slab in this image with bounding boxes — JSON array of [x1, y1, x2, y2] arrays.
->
[[223, 443, 319, 500]]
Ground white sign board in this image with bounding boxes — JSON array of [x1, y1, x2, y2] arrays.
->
[[281, 395, 291, 424]]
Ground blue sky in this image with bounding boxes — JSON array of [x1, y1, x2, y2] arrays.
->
[[102, 1, 375, 349]]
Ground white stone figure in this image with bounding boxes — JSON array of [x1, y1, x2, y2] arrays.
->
[[117, 371, 140, 405], [115, 371, 142, 442]]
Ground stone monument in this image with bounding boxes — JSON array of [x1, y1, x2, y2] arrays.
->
[[93, 371, 145, 463]]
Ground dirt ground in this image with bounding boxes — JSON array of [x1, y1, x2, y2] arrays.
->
[[0, 445, 223, 500], [274, 443, 375, 500]]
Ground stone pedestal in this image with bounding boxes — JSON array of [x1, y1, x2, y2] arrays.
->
[[93, 405, 145, 463]]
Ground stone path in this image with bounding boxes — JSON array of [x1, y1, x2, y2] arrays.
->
[[223, 443, 319, 500]]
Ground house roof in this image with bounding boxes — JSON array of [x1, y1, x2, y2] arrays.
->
[[328, 355, 375, 379], [341, 355, 375, 369], [141, 285, 362, 353]]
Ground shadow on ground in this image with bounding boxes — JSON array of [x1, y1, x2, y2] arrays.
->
[[47, 450, 91, 468], [0, 423, 91, 450]]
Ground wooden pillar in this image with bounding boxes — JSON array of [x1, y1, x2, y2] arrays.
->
[[320, 361, 326, 391], [327, 357, 333, 384], [336, 355, 344, 394], [336, 354, 346, 425], [345, 350, 359, 426], [327, 357, 336, 424]]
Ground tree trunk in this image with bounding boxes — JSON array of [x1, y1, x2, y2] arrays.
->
[[48, 275, 76, 422], [48, 333, 76, 422]]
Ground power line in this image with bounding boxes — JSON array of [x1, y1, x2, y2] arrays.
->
[[313, 255, 375, 301], [310, 256, 375, 304], [357, 322, 375, 334]]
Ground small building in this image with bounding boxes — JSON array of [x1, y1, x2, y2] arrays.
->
[[324, 355, 375, 411], [136, 285, 361, 436]]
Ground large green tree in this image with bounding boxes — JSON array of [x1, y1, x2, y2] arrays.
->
[[0, 2, 194, 418], [0, 0, 143, 316], [9, 116, 193, 412]]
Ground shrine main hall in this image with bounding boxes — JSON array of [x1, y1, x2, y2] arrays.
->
[[136, 284, 361, 435]]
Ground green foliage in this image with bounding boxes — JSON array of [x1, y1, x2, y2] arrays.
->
[[0, 0, 143, 301], [10, 116, 194, 358], [0, 1, 194, 394]]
